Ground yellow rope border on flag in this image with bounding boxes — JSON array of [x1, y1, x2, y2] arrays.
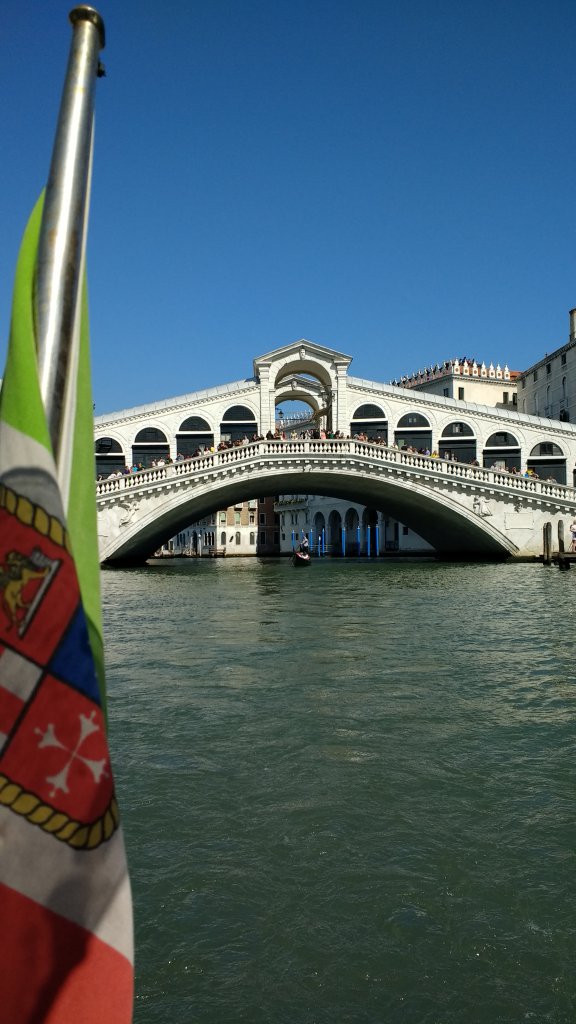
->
[[0, 486, 119, 849], [0, 774, 120, 848], [0, 482, 73, 554]]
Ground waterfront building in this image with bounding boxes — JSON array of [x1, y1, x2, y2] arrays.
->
[[159, 496, 280, 557], [275, 494, 432, 556], [516, 309, 576, 425]]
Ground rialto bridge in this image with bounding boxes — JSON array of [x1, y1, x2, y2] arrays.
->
[[95, 340, 576, 563]]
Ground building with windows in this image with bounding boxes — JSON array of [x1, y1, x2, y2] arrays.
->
[[392, 358, 519, 408], [159, 496, 279, 557], [516, 309, 576, 424]]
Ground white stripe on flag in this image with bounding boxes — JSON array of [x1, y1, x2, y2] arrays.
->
[[0, 648, 42, 700]]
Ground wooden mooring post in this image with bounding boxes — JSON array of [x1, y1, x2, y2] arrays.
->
[[542, 522, 552, 565], [558, 520, 565, 553]]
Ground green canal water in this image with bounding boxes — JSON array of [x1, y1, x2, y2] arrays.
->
[[102, 558, 575, 1024]]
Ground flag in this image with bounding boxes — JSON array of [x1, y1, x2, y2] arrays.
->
[[0, 195, 133, 1022]]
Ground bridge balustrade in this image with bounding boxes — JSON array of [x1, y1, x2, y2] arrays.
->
[[95, 438, 576, 503]]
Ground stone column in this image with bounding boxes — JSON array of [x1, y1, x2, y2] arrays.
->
[[258, 363, 272, 436], [334, 363, 348, 434]]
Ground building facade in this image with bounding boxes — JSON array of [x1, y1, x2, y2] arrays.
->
[[517, 309, 576, 425], [159, 496, 280, 557], [393, 358, 519, 408], [275, 495, 432, 556]]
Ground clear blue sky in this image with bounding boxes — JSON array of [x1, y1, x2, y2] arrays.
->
[[1, 0, 576, 414]]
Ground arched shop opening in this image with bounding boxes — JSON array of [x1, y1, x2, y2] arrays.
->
[[362, 508, 379, 555], [483, 431, 520, 472], [350, 403, 388, 441], [132, 427, 170, 468], [527, 442, 566, 483], [328, 509, 342, 554], [95, 437, 125, 478], [220, 405, 258, 443], [345, 507, 359, 556], [440, 422, 476, 463], [394, 413, 432, 451], [313, 511, 326, 551], [176, 416, 214, 458]]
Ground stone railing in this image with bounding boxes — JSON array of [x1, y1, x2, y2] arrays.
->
[[95, 439, 576, 505]]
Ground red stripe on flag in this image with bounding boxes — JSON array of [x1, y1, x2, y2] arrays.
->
[[0, 686, 24, 738], [0, 883, 133, 1024]]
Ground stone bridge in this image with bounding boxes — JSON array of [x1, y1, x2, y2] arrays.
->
[[96, 439, 576, 563], [94, 338, 576, 562]]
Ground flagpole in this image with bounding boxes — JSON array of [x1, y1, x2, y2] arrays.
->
[[35, 5, 105, 465]]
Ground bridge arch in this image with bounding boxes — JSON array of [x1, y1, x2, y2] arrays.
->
[[273, 359, 332, 391]]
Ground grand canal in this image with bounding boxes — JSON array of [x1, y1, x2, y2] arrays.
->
[[102, 558, 575, 1024]]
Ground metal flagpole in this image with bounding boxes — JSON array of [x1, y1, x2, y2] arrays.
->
[[35, 6, 105, 467]]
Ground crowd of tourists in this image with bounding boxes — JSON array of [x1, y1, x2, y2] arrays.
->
[[98, 432, 560, 484]]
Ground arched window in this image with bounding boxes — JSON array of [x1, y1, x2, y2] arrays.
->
[[397, 413, 430, 428], [440, 422, 476, 463], [394, 412, 432, 452], [220, 532, 226, 545], [220, 404, 258, 442], [349, 403, 387, 441], [485, 432, 519, 447], [530, 442, 563, 457], [134, 427, 167, 443], [132, 426, 170, 469], [353, 403, 385, 419], [250, 532, 255, 545], [441, 422, 473, 437], [562, 376, 567, 401], [483, 431, 521, 472], [176, 416, 214, 458], [95, 436, 123, 453], [179, 416, 211, 431], [527, 441, 566, 483], [235, 532, 241, 545], [222, 405, 256, 421], [95, 437, 125, 478]]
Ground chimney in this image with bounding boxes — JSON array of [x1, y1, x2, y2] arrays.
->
[[570, 308, 576, 340]]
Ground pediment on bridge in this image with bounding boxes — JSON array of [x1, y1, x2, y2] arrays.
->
[[253, 339, 352, 384]]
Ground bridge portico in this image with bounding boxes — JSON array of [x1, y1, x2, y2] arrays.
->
[[94, 339, 576, 562], [253, 341, 352, 436]]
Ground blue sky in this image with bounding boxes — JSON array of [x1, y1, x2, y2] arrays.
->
[[1, 0, 576, 414]]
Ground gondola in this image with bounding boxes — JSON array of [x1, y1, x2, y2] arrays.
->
[[292, 549, 312, 567]]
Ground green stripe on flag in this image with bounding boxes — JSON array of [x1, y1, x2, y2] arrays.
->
[[0, 195, 106, 707], [0, 195, 51, 450]]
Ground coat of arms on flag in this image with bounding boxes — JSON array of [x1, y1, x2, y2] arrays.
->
[[0, 480, 119, 849]]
